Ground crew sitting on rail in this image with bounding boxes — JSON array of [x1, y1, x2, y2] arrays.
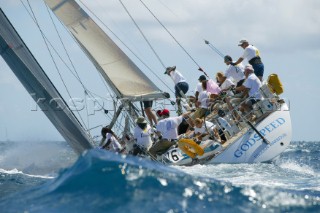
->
[[236, 65, 262, 114], [216, 72, 235, 96], [226, 64, 262, 121], [193, 118, 220, 142], [191, 80, 211, 120], [99, 126, 123, 153]]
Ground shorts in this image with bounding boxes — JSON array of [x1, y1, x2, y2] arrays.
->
[[191, 108, 208, 120], [236, 79, 245, 87], [252, 63, 264, 77], [143, 101, 153, 109], [132, 144, 148, 156], [149, 139, 175, 158], [175, 82, 189, 98]]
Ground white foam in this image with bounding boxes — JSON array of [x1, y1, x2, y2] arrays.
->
[[0, 168, 54, 179], [279, 161, 316, 176]]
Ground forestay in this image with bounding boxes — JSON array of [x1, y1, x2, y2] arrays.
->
[[45, 0, 166, 100], [0, 9, 92, 154]]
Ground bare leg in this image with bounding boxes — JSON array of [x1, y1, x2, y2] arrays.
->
[[176, 97, 182, 115], [144, 107, 157, 126]]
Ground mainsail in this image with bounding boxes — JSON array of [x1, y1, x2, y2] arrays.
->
[[45, 0, 166, 100], [0, 9, 92, 154]]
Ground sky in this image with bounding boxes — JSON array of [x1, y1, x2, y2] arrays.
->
[[0, 0, 319, 142]]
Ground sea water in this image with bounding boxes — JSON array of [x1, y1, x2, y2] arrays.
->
[[0, 141, 319, 212]]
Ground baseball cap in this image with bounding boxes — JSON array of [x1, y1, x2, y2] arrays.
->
[[198, 75, 206, 81], [238, 39, 248, 46], [157, 109, 170, 116], [244, 64, 254, 72], [164, 66, 176, 74], [224, 55, 232, 62]]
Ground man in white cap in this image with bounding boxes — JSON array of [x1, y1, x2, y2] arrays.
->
[[235, 64, 262, 113], [231, 39, 264, 81], [164, 66, 189, 115]]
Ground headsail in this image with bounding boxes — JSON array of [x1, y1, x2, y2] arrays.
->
[[0, 9, 92, 154], [45, 0, 166, 101]]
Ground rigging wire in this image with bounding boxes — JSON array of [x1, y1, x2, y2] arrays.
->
[[43, 1, 118, 126], [44, 3, 92, 129], [204, 40, 225, 58], [45, 4, 84, 87], [138, 0, 209, 77], [20, 0, 132, 137], [118, 0, 166, 69], [21, 0, 114, 105], [22, 0, 118, 135], [43, 3, 116, 124], [78, 0, 174, 94], [44, 2, 115, 100], [84, 91, 91, 130], [117, 0, 189, 109], [46, 2, 115, 114], [23, 0, 89, 129], [46, 1, 139, 133]]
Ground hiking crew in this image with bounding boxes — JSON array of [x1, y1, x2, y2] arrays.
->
[[149, 109, 191, 159], [231, 39, 264, 81], [99, 126, 123, 153], [223, 55, 245, 87], [132, 116, 154, 156], [165, 66, 189, 115]]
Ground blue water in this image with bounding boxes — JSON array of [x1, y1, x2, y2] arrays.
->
[[0, 141, 319, 212]]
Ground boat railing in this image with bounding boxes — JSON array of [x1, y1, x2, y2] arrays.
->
[[201, 82, 284, 147]]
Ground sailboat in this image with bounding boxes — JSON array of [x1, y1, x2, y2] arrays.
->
[[0, 0, 292, 165]]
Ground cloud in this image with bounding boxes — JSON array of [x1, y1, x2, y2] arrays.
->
[[1, 0, 320, 141], [83, 0, 320, 56]]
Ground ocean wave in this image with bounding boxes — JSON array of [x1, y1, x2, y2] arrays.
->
[[0, 168, 54, 179], [0, 149, 319, 213]]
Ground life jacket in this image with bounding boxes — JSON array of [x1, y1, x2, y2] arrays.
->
[[267, 74, 283, 95]]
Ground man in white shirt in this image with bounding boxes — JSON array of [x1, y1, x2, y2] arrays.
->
[[99, 126, 123, 153], [216, 72, 235, 96], [149, 110, 191, 158], [223, 55, 245, 87], [165, 66, 189, 115], [193, 118, 217, 141], [133, 117, 154, 156], [231, 39, 265, 81], [194, 75, 207, 107], [235, 64, 262, 113], [191, 81, 211, 120]]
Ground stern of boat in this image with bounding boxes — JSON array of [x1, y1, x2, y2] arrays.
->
[[210, 101, 292, 163]]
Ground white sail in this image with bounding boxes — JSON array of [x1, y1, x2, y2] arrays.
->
[[45, 0, 166, 100], [0, 9, 92, 154]]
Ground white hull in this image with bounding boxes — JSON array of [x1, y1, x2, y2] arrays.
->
[[209, 103, 292, 163], [162, 103, 292, 165]]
